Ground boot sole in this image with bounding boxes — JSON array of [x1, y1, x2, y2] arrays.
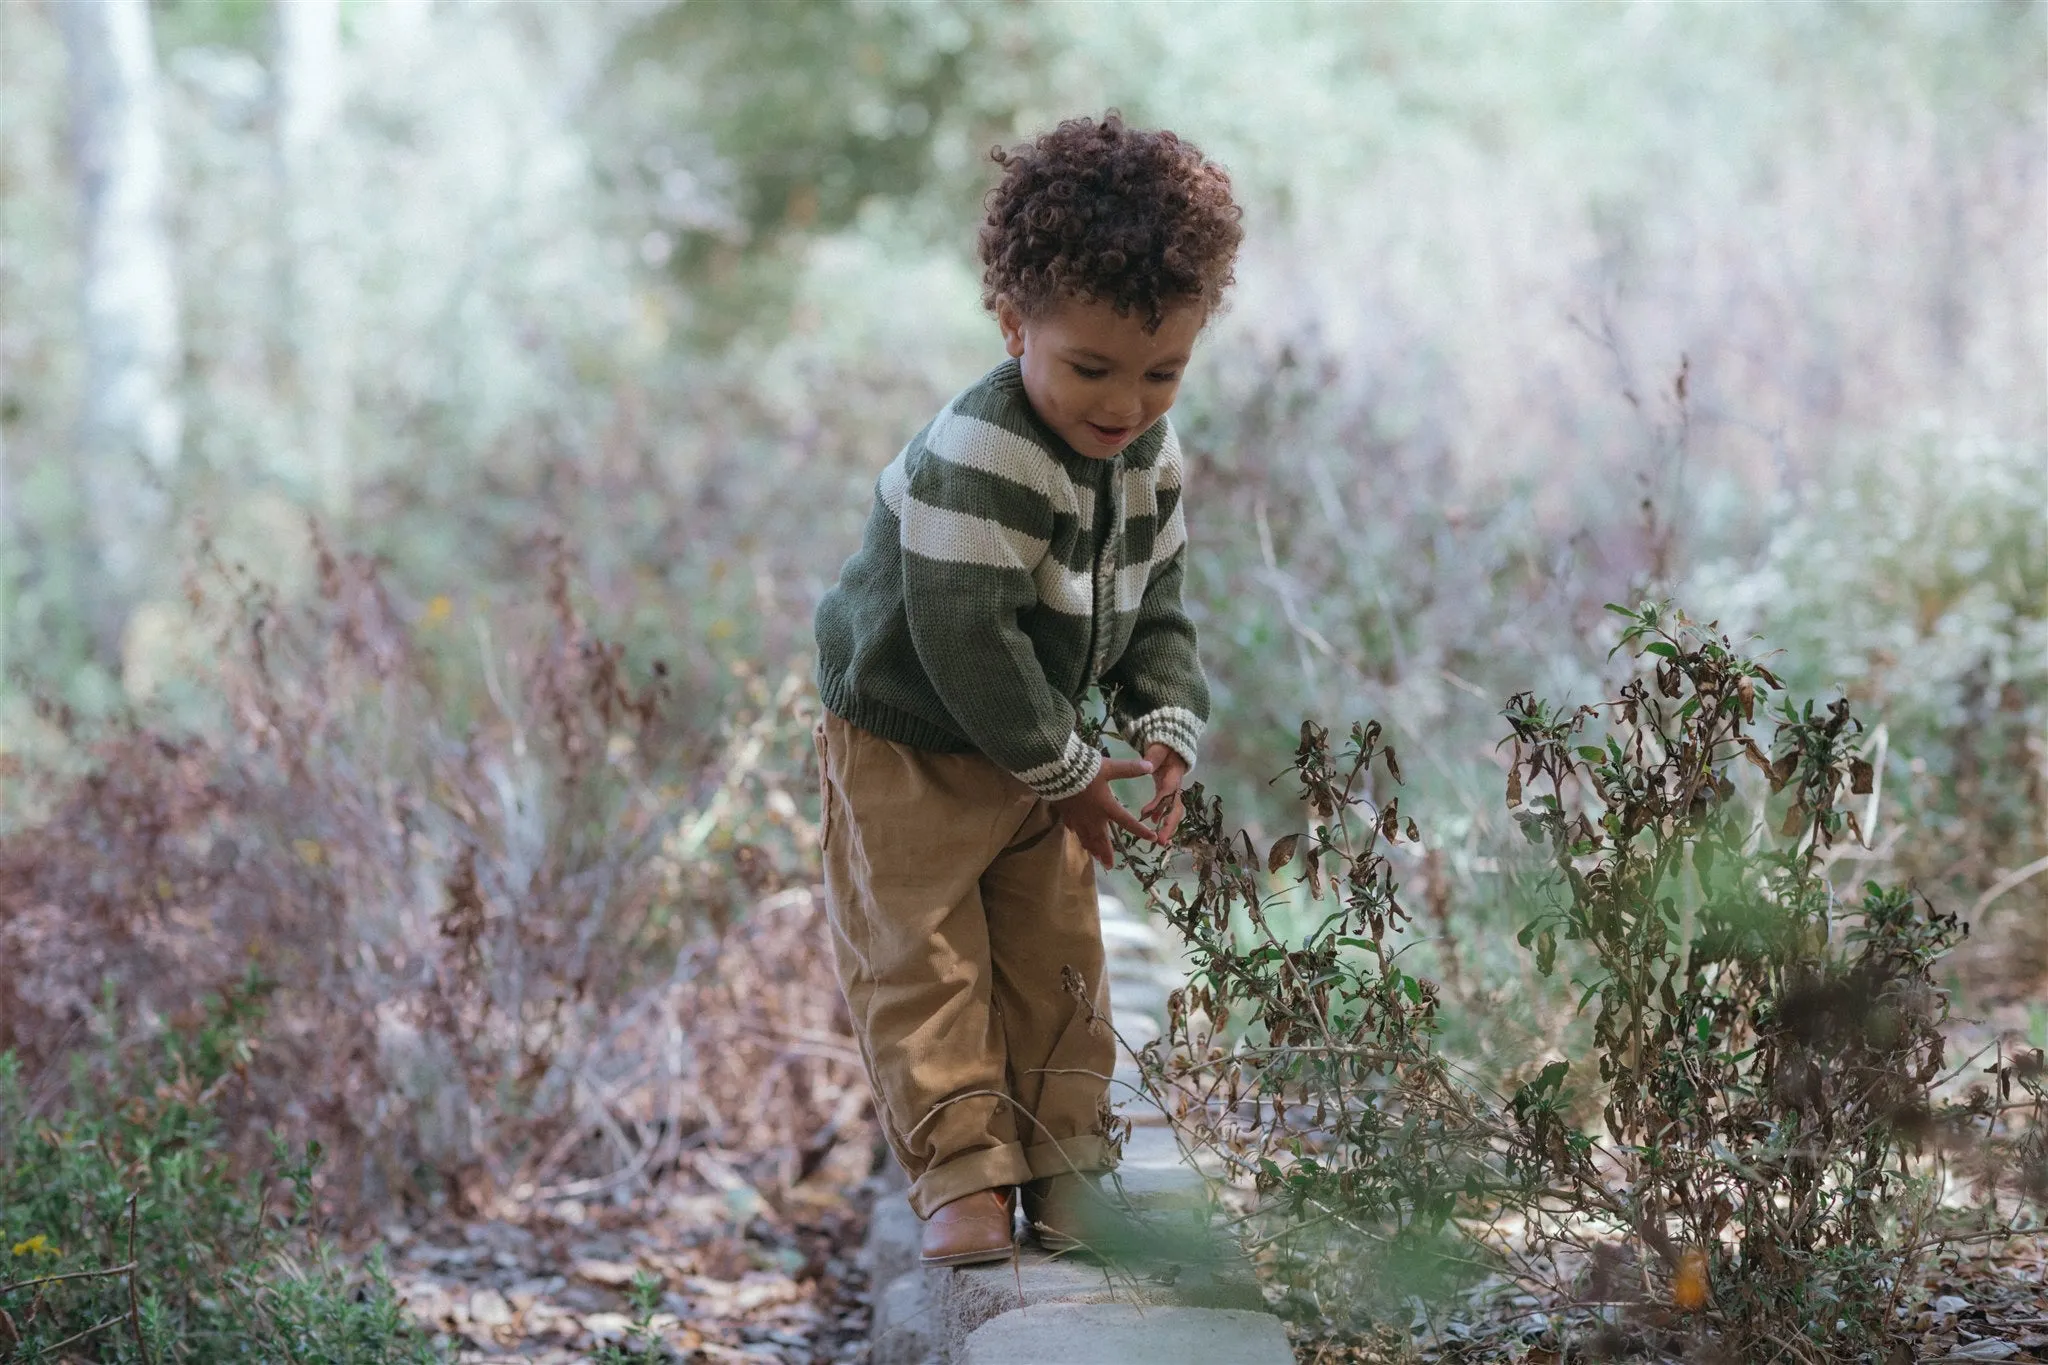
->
[[920, 1241, 1017, 1268]]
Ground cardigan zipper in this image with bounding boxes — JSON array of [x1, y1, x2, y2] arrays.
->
[[1083, 460, 1119, 689]]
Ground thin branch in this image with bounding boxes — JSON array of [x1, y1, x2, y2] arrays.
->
[[127, 1193, 155, 1365], [0, 1262, 139, 1295], [36, 1312, 128, 1355], [1970, 853, 2048, 922]]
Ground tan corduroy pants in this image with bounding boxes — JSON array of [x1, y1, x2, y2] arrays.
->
[[814, 712, 1117, 1218]]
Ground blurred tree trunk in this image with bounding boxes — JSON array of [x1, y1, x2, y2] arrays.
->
[[58, 0, 183, 662], [273, 0, 351, 514], [364, 0, 430, 51]]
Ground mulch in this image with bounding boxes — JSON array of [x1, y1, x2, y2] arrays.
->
[[370, 1178, 875, 1364], [1284, 1229, 2046, 1363]]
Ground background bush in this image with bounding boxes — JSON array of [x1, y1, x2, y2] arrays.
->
[[0, 986, 437, 1362]]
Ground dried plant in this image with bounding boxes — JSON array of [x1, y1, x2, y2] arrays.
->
[[0, 532, 858, 1224], [1127, 603, 2042, 1360]]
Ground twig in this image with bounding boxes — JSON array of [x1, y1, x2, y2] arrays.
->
[[1931, 1039, 2002, 1093], [1902, 1223, 2036, 1257], [1970, 853, 2048, 922], [1253, 494, 1337, 689], [36, 1312, 128, 1354], [126, 1193, 155, 1364], [0, 1262, 139, 1295]]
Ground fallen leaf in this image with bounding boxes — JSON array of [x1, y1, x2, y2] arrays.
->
[[580, 1311, 634, 1342], [468, 1286, 511, 1328], [573, 1258, 641, 1287], [1673, 1247, 1710, 1311]]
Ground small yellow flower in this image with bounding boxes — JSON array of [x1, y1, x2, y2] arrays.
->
[[423, 595, 453, 626], [10, 1235, 59, 1257], [292, 839, 326, 866]]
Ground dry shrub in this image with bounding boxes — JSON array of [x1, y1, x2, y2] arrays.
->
[[0, 718, 316, 1068], [0, 530, 856, 1222], [1129, 603, 2044, 1362], [525, 887, 872, 1209]]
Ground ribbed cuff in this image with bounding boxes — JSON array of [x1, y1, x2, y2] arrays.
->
[[1014, 731, 1102, 803], [1124, 706, 1203, 771]]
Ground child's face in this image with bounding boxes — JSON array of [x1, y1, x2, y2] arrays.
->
[[997, 295, 1204, 460]]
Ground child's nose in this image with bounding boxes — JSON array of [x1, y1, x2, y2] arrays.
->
[[1102, 392, 1143, 424]]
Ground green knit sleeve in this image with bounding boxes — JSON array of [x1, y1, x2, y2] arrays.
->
[[893, 427, 1101, 802]]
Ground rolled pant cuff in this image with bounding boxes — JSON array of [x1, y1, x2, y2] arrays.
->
[[908, 1143, 1033, 1220], [1023, 1135, 1115, 1182]]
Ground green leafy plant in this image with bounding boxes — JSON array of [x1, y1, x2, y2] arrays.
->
[[592, 1268, 674, 1365], [1125, 714, 1520, 1320], [0, 976, 440, 1362]]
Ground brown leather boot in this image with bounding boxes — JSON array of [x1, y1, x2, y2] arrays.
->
[[1021, 1173, 1120, 1253], [918, 1188, 1015, 1267]]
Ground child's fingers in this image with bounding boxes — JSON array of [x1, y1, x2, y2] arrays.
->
[[1069, 813, 1111, 867], [1099, 757, 1155, 783], [1087, 829, 1113, 867], [1105, 800, 1159, 845]]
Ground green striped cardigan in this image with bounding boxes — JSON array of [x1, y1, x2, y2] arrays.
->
[[814, 358, 1208, 802]]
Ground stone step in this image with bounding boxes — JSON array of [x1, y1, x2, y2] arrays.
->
[[861, 1191, 923, 1292], [1113, 1123, 1213, 1215], [871, 1268, 938, 1365], [958, 1302, 1293, 1365], [926, 1246, 1264, 1359]]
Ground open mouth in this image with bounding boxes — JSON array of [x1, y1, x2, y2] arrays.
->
[[1086, 422, 1132, 443]]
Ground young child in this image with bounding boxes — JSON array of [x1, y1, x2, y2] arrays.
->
[[812, 112, 1242, 1266]]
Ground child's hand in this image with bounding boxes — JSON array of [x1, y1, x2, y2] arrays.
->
[[1051, 757, 1158, 869], [1139, 743, 1189, 843]]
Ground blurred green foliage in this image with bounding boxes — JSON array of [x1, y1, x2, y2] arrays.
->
[[1, 0, 2041, 955], [0, 977, 437, 1362], [151, 0, 270, 53]]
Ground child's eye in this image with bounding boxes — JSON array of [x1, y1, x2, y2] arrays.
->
[[1071, 364, 1108, 380], [1146, 371, 1180, 384]]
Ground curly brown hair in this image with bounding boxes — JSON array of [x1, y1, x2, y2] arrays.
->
[[979, 112, 1242, 331]]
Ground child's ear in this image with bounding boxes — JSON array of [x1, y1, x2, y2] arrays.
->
[[996, 298, 1027, 359]]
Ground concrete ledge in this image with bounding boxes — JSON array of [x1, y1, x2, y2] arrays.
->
[[871, 1269, 939, 1365], [928, 1249, 1264, 1354], [958, 1303, 1293, 1365], [1112, 1124, 1213, 1212], [862, 1192, 924, 1290]]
